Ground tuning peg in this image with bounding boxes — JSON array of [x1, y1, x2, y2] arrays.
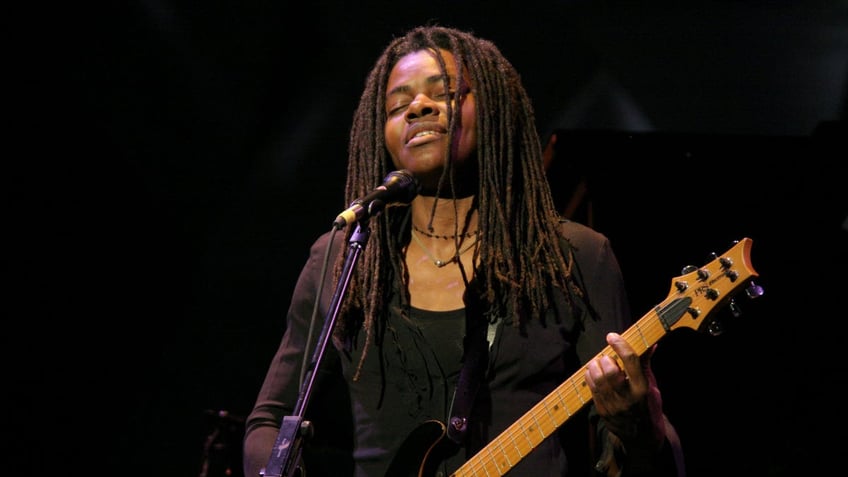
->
[[680, 264, 697, 274], [707, 318, 724, 336], [728, 298, 742, 318], [725, 280, 765, 319], [680, 264, 710, 281], [745, 281, 765, 299]]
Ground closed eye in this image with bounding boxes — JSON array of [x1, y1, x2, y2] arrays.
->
[[387, 102, 409, 116]]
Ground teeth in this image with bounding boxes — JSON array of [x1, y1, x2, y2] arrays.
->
[[414, 131, 436, 138]]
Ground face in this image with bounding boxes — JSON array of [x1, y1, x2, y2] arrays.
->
[[384, 48, 477, 196]]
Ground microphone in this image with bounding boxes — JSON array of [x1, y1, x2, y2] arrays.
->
[[333, 169, 420, 228]]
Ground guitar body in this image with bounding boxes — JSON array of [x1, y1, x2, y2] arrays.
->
[[385, 420, 459, 477], [387, 238, 761, 477]]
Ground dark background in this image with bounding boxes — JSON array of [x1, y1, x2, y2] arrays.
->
[[16, 1, 847, 476]]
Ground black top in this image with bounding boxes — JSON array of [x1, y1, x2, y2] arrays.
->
[[243, 219, 635, 477]]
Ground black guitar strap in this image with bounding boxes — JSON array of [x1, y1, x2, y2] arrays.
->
[[446, 308, 497, 444]]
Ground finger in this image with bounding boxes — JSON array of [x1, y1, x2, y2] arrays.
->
[[606, 332, 642, 380], [585, 363, 613, 415], [585, 355, 622, 388], [586, 357, 629, 404], [584, 358, 601, 392]]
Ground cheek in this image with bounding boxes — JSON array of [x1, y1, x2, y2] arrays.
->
[[459, 101, 478, 154], [384, 118, 402, 159], [459, 126, 477, 157]]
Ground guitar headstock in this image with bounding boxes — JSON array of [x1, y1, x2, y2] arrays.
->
[[660, 238, 762, 334]]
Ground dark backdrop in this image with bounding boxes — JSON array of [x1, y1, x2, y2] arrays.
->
[[15, 1, 847, 477]]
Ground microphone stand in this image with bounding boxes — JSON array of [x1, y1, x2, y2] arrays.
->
[[260, 220, 371, 477]]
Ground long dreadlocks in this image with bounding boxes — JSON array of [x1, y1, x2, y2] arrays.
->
[[333, 25, 585, 379]]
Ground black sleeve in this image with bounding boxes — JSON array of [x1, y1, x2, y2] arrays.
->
[[242, 231, 353, 477]]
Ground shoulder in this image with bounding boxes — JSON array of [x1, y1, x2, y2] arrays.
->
[[554, 218, 626, 292], [556, 218, 613, 259], [309, 229, 347, 260], [293, 229, 347, 290]]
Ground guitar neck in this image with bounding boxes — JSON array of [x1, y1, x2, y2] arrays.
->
[[451, 313, 667, 477], [448, 238, 757, 477]]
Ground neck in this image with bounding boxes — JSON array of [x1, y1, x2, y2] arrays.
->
[[410, 195, 478, 236]]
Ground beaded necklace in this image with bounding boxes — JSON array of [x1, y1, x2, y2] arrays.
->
[[410, 230, 478, 268], [412, 223, 479, 240]]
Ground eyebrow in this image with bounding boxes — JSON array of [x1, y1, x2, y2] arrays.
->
[[386, 74, 453, 97]]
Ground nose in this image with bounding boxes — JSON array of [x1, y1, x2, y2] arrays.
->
[[405, 94, 439, 121]]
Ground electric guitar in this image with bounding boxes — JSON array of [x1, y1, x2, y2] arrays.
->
[[387, 238, 762, 477]]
